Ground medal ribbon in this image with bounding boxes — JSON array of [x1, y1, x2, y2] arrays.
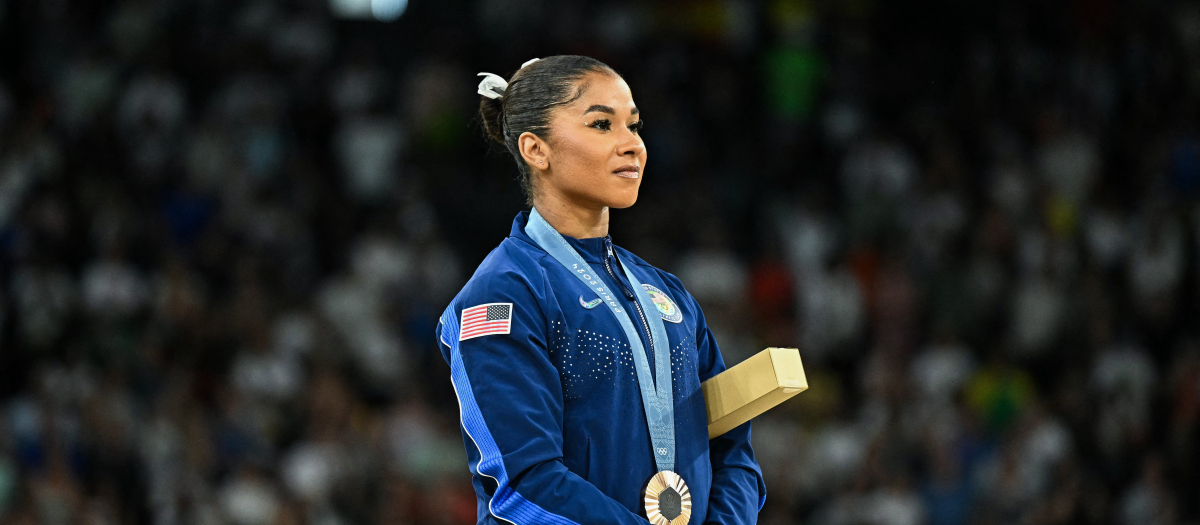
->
[[526, 208, 676, 473]]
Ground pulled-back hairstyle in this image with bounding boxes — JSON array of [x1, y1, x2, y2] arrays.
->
[[479, 55, 618, 203]]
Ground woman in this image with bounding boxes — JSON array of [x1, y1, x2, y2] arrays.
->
[[437, 55, 765, 525]]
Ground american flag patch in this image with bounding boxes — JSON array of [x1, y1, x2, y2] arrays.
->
[[459, 303, 513, 341]]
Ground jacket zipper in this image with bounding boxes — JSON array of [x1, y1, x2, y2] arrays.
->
[[603, 238, 655, 355]]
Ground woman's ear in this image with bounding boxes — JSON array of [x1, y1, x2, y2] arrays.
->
[[518, 132, 550, 170]]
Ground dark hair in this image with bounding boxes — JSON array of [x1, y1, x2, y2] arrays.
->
[[479, 55, 618, 203]]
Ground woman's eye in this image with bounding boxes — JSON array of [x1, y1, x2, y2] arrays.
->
[[588, 119, 642, 133]]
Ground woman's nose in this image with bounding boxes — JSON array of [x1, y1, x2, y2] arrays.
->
[[618, 133, 645, 157]]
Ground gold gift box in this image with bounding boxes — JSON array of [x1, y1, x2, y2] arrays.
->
[[702, 348, 807, 439]]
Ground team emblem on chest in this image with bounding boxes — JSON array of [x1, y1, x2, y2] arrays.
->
[[641, 284, 682, 323]]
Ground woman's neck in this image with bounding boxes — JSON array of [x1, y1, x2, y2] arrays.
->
[[533, 193, 609, 239]]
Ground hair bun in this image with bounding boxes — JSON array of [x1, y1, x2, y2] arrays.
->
[[479, 95, 506, 145]]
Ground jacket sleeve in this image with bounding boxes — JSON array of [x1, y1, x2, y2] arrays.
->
[[438, 269, 650, 525], [692, 298, 767, 525]]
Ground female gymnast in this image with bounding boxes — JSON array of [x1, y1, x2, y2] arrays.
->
[[437, 55, 764, 525]]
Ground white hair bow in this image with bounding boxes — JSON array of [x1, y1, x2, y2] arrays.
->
[[476, 73, 507, 100], [476, 58, 541, 100]]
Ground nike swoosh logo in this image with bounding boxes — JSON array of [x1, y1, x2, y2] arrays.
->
[[579, 296, 603, 309]]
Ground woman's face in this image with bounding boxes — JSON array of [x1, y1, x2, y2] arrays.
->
[[533, 72, 647, 210]]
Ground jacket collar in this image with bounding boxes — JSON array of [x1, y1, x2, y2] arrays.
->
[[510, 210, 610, 265]]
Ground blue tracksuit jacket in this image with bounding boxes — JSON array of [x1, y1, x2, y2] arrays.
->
[[437, 211, 766, 524]]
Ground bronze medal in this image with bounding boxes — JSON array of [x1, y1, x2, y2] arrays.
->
[[644, 470, 691, 525]]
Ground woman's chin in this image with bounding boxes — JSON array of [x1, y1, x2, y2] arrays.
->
[[606, 190, 640, 209]]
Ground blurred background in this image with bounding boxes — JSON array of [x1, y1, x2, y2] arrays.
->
[[1, 0, 1199, 524]]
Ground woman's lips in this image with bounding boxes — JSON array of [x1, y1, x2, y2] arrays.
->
[[613, 165, 640, 179]]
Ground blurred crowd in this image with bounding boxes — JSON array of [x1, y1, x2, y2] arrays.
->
[[2, 0, 1200, 524]]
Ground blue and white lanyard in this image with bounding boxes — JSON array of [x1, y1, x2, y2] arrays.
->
[[525, 208, 676, 473]]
